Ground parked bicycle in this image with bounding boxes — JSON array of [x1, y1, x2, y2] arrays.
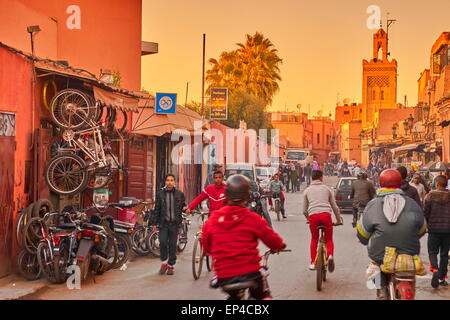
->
[[192, 209, 211, 280]]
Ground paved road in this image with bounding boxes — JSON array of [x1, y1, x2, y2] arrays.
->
[[29, 177, 450, 300]]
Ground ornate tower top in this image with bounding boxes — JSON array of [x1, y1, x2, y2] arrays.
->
[[373, 28, 388, 61]]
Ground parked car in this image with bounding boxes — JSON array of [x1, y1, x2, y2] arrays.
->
[[333, 177, 357, 213], [256, 166, 271, 189], [225, 163, 258, 191]]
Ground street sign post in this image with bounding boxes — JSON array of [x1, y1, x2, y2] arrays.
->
[[210, 87, 228, 120], [155, 93, 177, 114]]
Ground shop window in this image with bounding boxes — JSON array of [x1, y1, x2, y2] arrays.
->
[[344, 111, 350, 115]]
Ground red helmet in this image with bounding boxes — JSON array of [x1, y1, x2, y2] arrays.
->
[[379, 169, 402, 189]]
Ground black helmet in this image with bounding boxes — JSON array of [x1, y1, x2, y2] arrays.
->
[[226, 174, 251, 202]]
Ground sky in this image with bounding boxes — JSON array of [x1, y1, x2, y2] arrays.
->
[[141, 0, 450, 118]]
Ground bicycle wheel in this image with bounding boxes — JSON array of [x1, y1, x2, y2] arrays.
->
[[102, 236, 119, 273], [17, 250, 42, 281], [205, 254, 211, 272], [45, 154, 89, 196], [132, 226, 150, 256], [16, 204, 34, 248], [192, 236, 204, 280], [53, 241, 70, 284], [37, 242, 57, 283], [113, 234, 131, 269], [50, 89, 95, 130], [177, 223, 188, 253], [147, 230, 160, 257], [275, 200, 280, 221], [23, 217, 46, 254], [316, 242, 324, 291]]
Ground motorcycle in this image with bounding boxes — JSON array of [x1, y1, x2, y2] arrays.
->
[[75, 206, 118, 283], [249, 191, 273, 228]]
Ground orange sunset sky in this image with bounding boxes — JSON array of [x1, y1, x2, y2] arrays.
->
[[141, 0, 450, 118]]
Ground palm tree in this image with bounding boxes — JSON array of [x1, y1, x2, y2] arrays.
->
[[206, 32, 282, 105]]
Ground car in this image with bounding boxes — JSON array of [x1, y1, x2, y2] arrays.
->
[[256, 166, 271, 190], [333, 177, 357, 213], [225, 163, 258, 191]]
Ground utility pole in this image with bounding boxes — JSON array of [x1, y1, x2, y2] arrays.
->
[[201, 34, 206, 115], [185, 82, 189, 106]]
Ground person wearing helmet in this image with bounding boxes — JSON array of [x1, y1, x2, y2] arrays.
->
[[357, 169, 426, 300], [350, 171, 376, 228], [202, 174, 286, 300]]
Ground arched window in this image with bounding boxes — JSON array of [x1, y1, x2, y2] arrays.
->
[[372, 90, 376, 100], [380, 90, 384, 100]]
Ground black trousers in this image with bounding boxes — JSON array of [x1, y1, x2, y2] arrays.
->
[[218, 271, 270, 300], [428, 232, 450, 279], [159, 221, 179, 266]]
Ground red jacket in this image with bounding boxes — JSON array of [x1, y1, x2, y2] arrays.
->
[[201, 205, 285, 279], [188, 183, 226, 214]]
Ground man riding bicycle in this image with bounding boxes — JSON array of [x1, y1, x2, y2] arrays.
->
[[350, 172, 376, 228], [302, 170, 343, 271], [186, 170, 226, 217], [202, 174, 286, 300], [356, 169, 426, 300], [268, 174, 287, 218]]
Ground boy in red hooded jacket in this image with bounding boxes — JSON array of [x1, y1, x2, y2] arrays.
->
[[202, 174, 286, 300]]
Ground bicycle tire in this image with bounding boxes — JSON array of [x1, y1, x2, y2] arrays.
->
[[42, 79, 58, 112], [206, 254, 211, 272], [113, 234, 131, 269], [107, 108, 117, 134], [147, 230, 160, 257], [37, 242, 57, 283], [16, 204, 34, 248], [275, 200, 281, 222], [177, 223, 188, 253], [131, 226, 150, 256], [192, 236, 204, 280], [32, 199, 54, 219], [17, 250, 42, 281], [23, 217, 47, 254], [45, 153, 89, 196], [100, 236, 119, 273], [53, 240, 70, 284], [94, 103, 104, 123], [316, 242, 324, 291], [50, 88, 95, 130], [117, 109, 128, 134]]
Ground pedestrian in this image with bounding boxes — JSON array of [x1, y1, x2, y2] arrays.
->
[[296, 164, 303, 191], [312, 160, 320, 171], [284, 166, 291, 192], [410, 174, 427, 204], [152, 174, 187, 275], [289, 166, 298, 193], [204, 164, 223, 189], [304, 163, 312, 186], [423, 175, 450, 288], [396, 166, 422, 208]]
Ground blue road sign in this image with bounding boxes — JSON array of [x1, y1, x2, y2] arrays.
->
[[155, 93, 177, 114]]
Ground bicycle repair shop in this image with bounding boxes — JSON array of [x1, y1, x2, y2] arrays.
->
[[0, 42, 140, 277]]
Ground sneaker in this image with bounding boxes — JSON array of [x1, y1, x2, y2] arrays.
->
[[159, 263, 168, 275], [309, 264, 316, 271], [439, 279, 448, 286], [167, 265, 175, 275], [352, 221, 357, 228], [431, 272, 439, 288], [282, 214, 287, 219], [328, 256, 335, 273]]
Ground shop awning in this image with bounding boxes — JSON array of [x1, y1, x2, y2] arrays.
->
[[93, 87, 139, 113], [131, 99, 207, 136], [390, 143, 422, 155]]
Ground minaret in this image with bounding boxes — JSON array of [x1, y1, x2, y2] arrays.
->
[[361, 28, 398, 129]]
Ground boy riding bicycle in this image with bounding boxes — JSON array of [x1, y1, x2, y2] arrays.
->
[[302, 170, 343, 271]]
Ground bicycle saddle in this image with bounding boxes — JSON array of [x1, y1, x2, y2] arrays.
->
[[82, 223, 105, 232], [222, 280, 258, 291], [317, 226, 326, 230]]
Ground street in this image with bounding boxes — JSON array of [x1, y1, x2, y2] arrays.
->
[[27, 176, 450, 300]]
